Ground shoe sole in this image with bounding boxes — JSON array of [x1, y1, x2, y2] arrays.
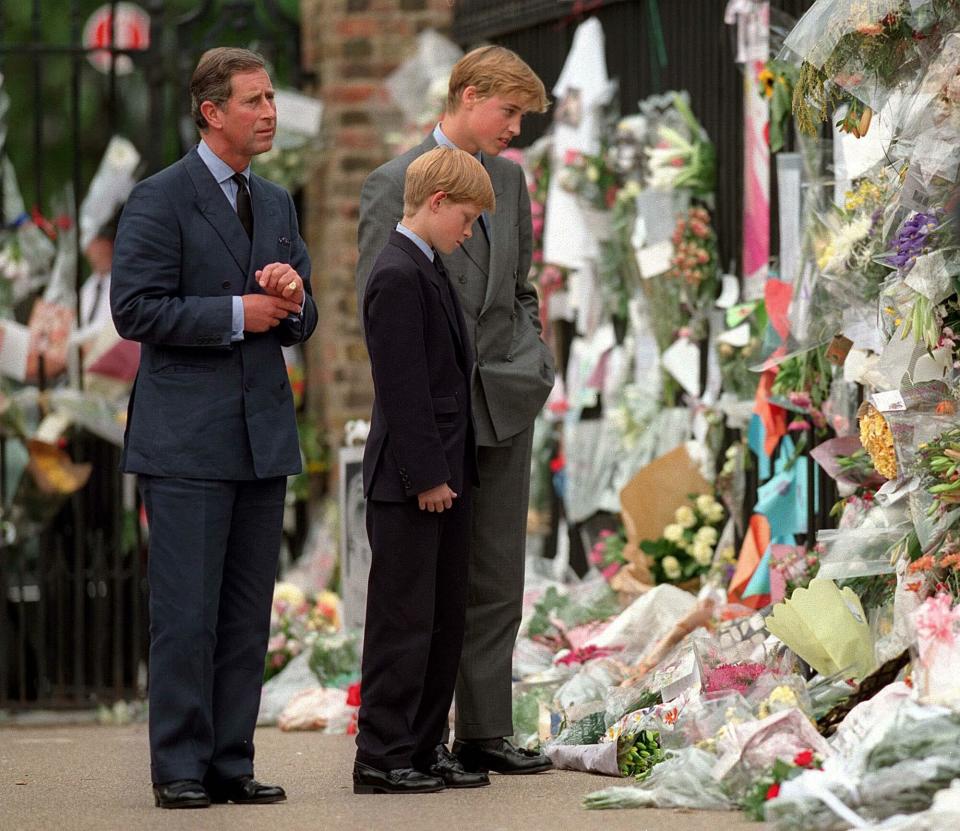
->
[[463, 764, 553, 776], [154, 798, 210, 809], [208, 796, 287, 805], [353, 783, 446, 795], [444, 780, 490, 788]]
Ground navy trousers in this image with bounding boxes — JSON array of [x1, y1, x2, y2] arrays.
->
[[139, 475, 286, 785], [355, 487, 472, 771]]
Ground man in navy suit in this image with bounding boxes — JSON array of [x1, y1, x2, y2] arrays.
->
[[111, 47, 317, 809]]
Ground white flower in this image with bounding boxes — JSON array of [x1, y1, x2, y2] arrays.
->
[[674, 505, 696, 528], [695, 526, 718, 546], [586, 165, 600, 182], [695, 494, 717, 514], [662, 555, 682, 580], [822, 214, 872, 274], [706, 504, 725, 523], [663, 523, 685, 543], [692, 541, 713, 566]]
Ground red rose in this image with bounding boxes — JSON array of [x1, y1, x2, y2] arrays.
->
[[793, 749, 814, 767], [765, 783, 781, 800], [346, 682, 361, 707]]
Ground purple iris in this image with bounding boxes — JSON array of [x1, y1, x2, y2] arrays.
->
[[887, 211, 940, 272]]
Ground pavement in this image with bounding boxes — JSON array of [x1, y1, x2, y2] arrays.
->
[[0, 724, 770, 831]]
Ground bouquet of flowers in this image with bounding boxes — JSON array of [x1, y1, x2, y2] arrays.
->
[[757, 59, 799, 153], [667, 206, 718, 297], [556, 146, 619, 211], [858, 403, 899, 480], [640, 493, 725, 586], [589, 527, 629, 582], [768, 345, 833, 431], [740, 749, 823, 821], [617, 729, 666, 780], [645, 94, 715, 199], [265, 582, 342, 682]]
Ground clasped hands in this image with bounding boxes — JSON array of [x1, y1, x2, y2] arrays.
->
[[242, 263, 304, 332]]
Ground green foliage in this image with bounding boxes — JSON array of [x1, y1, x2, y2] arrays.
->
[[618, 729, 666, 780]]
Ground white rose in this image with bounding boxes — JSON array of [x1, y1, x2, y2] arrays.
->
[[674, 505, 696, 528], [663, 523, 685, 543], [662, 555, 682, 580], [586, 165, 600, 182], [692, 541, 713, 566], [707, 504, 725, 523], [695, 526, 718, 546], [695, 494, 716, 514]]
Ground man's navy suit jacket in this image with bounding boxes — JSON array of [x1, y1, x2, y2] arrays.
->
[[362, 231, 477, 502], [111, 146, 318, 480]]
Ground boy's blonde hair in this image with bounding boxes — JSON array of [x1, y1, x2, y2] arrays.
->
[[447, 46, 549, 114], [403, 147, 496, 217]]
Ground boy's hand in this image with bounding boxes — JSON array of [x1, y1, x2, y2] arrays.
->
[[418, 483, 457, 512], [256, 262, 304, 305]]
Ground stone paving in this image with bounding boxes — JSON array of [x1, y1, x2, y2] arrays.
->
[[0, 724, 771, 831]]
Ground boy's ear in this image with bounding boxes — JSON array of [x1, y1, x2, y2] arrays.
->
[[429, 191, 447, 212], [461, 85, 480, 109]]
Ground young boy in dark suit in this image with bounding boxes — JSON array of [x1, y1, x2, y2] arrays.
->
[[354, 147, 495, 795]]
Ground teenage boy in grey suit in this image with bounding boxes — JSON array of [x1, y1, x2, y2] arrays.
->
[[356, 46, 555, 774], [112, 47, 317, 809]]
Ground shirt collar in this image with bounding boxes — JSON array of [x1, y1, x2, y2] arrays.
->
[[197, 138, 250, 184], [433, 123, 483, 165], [396, 223, 434, 262]]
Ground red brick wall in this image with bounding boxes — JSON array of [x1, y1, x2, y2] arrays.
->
[[301, 0, 453, 455]]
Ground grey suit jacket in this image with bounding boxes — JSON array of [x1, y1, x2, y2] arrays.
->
[[356, 134, 555, 445]]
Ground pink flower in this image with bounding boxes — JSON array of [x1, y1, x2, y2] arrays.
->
[[787, 419, 810, 432], [500, 147, 525, 165], [599, 529, 614, 538], [589, 550, 603, 566], [532, 217, 544, 237], [564, 149, 583, 166], [532, 250, 543, 263], [788, 391, 812, 409], [601, 562, 620, 581], [271, 653, 286, 669]]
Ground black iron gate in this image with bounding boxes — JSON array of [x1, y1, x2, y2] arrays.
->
[[0, 0, 302, 711]]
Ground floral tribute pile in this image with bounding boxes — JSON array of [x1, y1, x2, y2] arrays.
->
[[501, 3, 960, 829]]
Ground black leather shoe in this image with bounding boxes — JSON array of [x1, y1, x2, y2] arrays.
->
[[353, 761, 445, 794], [453, 738, 554, 775], [153, 779, 210, 809], [429, 744, 490, 788], [205, 774, 286, 805]]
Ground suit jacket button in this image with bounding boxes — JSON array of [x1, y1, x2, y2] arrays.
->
[[506, 354, 513, 362], [222, 281, 231, 289], [244, 382, 252, 392], [478, 358, 485, 367], [510, 312, 517, 320], [458, 276, 466, 285]]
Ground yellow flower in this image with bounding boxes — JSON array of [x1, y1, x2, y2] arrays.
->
[[675, 505, 696, 528], [859, 404, 898, 479], [758, 68, 775, 99], [664, 523, 685, 543], [273, 582, 305, 608], [662, 555, 682, 580]]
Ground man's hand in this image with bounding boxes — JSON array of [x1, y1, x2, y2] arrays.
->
[[418, 483, 457, 513], [242, 293, 303, 332], [256, 262, 304, 305]]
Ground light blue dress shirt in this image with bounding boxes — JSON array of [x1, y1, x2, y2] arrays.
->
[[197, 139, 247, 341], [432, 124, 490, 236], [395, 223, 434, 262]]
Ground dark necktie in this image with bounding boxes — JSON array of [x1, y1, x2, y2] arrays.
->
[[232, 173, 253, 239]]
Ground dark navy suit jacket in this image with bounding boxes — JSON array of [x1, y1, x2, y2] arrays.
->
[[362, 231, 477, 501], [111, 146, 318, 480]]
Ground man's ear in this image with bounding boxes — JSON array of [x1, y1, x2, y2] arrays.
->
[[200, 100, 222, 129], [461, 85, 479, 109]]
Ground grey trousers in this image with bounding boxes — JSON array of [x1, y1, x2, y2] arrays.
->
[[453, 424, 533, 740]]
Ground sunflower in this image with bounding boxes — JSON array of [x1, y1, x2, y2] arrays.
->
[[758, 67, 775, 99]]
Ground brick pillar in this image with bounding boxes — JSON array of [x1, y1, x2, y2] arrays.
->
[[301, 0, 453, 463]]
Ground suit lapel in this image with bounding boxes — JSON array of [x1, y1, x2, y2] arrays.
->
[[391, 232, 464, 354], [184, 148, 251, 278]]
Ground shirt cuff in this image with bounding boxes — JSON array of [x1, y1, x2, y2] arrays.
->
[[231, 295, 244, 342]]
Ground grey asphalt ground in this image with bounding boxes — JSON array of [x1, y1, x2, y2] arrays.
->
[[0, 724, 770, 831]]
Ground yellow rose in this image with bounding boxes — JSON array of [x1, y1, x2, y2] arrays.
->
[[664, 523, 685, 542], [674, 505, 696, 528], [662, 555, 682, 580]]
